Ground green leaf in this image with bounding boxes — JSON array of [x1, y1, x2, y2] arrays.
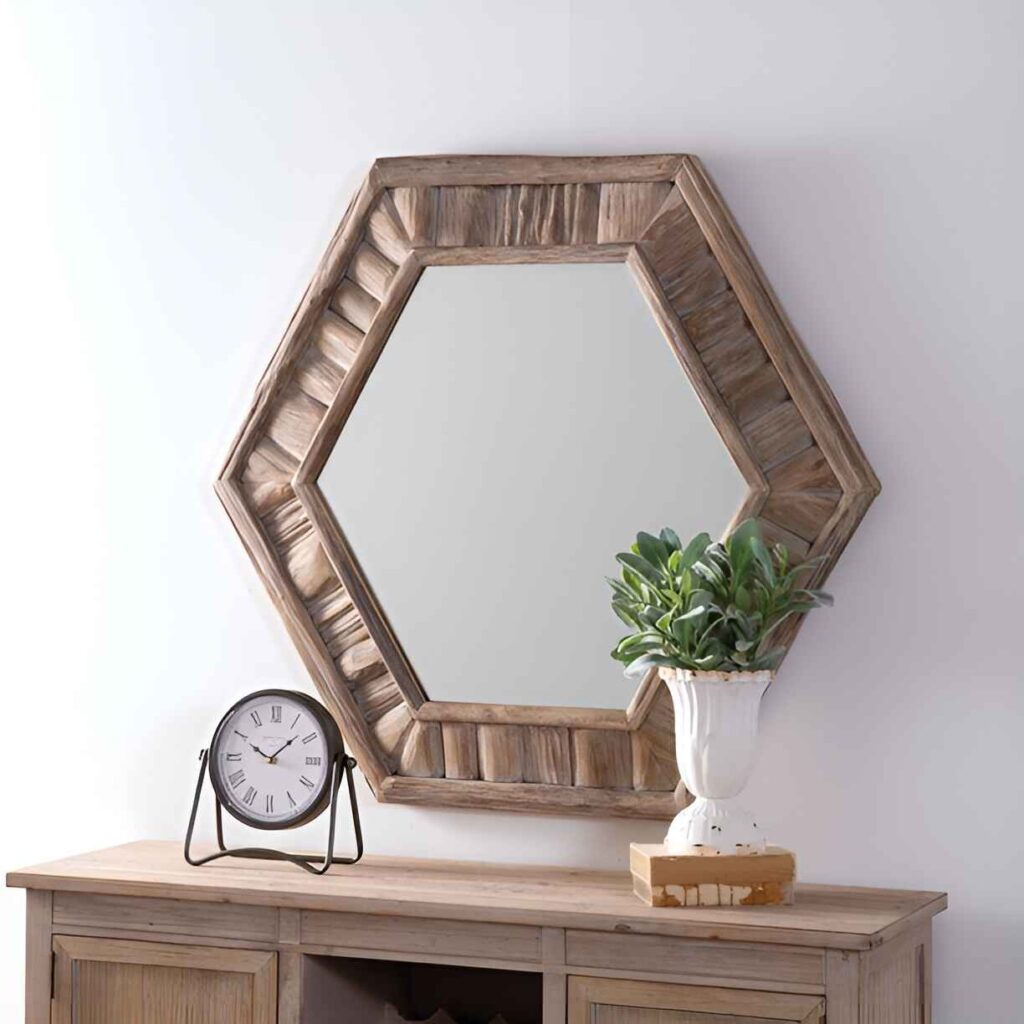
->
[[680, 532, 711, 569], [637, 531, 670, 568], [606, 576, 634, 599], [623, 653, 680, 678], [617, 551, 663, 587], [659, 527, 682, 552], [676, 604, 710, 622], [729, 518, 762, 549], [750, 536, 775, 584], [611, 601, 639, 627]]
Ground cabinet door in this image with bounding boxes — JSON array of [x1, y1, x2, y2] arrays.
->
[[52, 936, 276, 1024], [568, 977, 823, 1024]]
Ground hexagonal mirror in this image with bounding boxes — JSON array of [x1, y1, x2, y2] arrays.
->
[[319, 262, 747, 711], [220, 155, 879, 817]]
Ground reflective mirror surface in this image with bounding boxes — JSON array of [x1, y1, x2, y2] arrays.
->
[[321, 263, 746, 709]]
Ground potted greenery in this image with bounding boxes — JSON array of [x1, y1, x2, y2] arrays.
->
[[608, 519, 831, 855]]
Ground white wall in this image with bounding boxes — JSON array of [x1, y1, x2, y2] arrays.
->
[[1, 1, 1020, 1019]]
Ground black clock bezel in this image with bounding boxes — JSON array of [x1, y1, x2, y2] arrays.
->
[[209, 688, 343, 831]]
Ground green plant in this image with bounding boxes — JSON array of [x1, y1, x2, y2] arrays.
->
[[608, 519, 832, 676]]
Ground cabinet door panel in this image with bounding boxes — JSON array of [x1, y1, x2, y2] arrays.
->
[[570, 977, 823, 1024], [596, 1006, 786, 1024], [52, 936, 275, 1024]]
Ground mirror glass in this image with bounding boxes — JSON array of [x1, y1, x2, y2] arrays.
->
[[320, 263, 747, 710]]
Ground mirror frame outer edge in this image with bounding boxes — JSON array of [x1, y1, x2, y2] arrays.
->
[[216, 154, 880, 819]]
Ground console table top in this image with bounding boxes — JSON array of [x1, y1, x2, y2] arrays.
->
[[7, 841, 946, 951]]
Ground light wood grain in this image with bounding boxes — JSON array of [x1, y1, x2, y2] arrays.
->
[[391, 186, 438, 245], [416, 243, 628, 265], [24, 889, 51, 1024], [523, 726, 572, 785], [380, 776, 676, 820], [52, 936, 276, 1024], [373, 155, 687, 187], [398, 720, 445, 778], [478, 724, 525, 782], [53, 891, 278, 943], [218, 154, 879, 819], [441, 722, 479, 780], [566, 931, 822, 988], [416, 701, 628, 729], [366, 192, 412, 263], [824, 949, 861, 1024], [277, 950, 302, 1024], [569, 976, 823, 1024], [626, 245, 766, 494], [301, 909, 542, 962], [597, 183, 673, 242], [630, 686, 679, 792], [437, 186, 499, 246], [572, 729, 633, 789], [860, 923, 931, 1024], [8, 842, 948, 952]]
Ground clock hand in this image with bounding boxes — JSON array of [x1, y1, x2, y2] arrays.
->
[[249, 743, 274, 761], [267, 735, 298, 761]]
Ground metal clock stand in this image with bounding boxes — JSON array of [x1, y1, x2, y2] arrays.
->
[[184, 746, 364, 875]]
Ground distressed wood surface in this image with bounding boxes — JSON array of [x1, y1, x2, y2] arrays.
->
[[569, 976, 824, 1024], [8, 842, 946, 952], [217, 154, 879, 819], [24, 889, 52, 1024], [51, 936, 276, 1024]]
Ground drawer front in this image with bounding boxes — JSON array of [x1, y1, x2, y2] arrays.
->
[[300, 910, 543, 963], [569, 976, 824, 1024], [566, 930, 824, 988], [53, 892, 279, 944]]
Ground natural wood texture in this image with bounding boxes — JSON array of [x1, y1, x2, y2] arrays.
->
[[630, 845, 795, 908], [217, 154, 879, 818], [374, 155, 688, 187], [565, 932, 822, 989], [859, 923, 931, 1024], [417, 701, 629, 729], [13, 847, 944, 1024], [823, 950, 861, 1024], [8, 842, 945, 953], [572, 729, 633, 789], [523, 726, 572, 785], [24, 889, 51, 1024], [277, 950, 302, 1024], [569, 977, 824, 1024], [441, 722, 479, 780], [478, 724, 525, 782], [51, 936, 276, 1024], [380, 776, 676, 819], [630, 688, 679, 792], [53, 891, 278, 942], [301, 910, 542, 962]]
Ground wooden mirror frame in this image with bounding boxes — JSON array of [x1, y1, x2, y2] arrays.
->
[[218, 155, 879, 819]]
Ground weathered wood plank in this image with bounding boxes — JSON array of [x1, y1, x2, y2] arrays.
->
[[522, 726, 572, 785], [441, 722, 479, 780], [478, 724, 525, 782], [598, 182, 673, 242], [573, 729, 632, 789]]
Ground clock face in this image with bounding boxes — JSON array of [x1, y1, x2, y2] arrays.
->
[[209, 691, 338, 829]]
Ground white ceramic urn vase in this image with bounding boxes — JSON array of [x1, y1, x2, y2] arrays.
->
[[659, 668, 773, 855]]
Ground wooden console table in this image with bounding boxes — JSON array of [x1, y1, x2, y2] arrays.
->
[[8, 841, 946, 1024]]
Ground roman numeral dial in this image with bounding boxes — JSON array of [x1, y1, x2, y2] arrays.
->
[[210, 692, 335, 828]]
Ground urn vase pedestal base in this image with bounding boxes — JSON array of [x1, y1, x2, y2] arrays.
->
[[630, 843, 796, 907]]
